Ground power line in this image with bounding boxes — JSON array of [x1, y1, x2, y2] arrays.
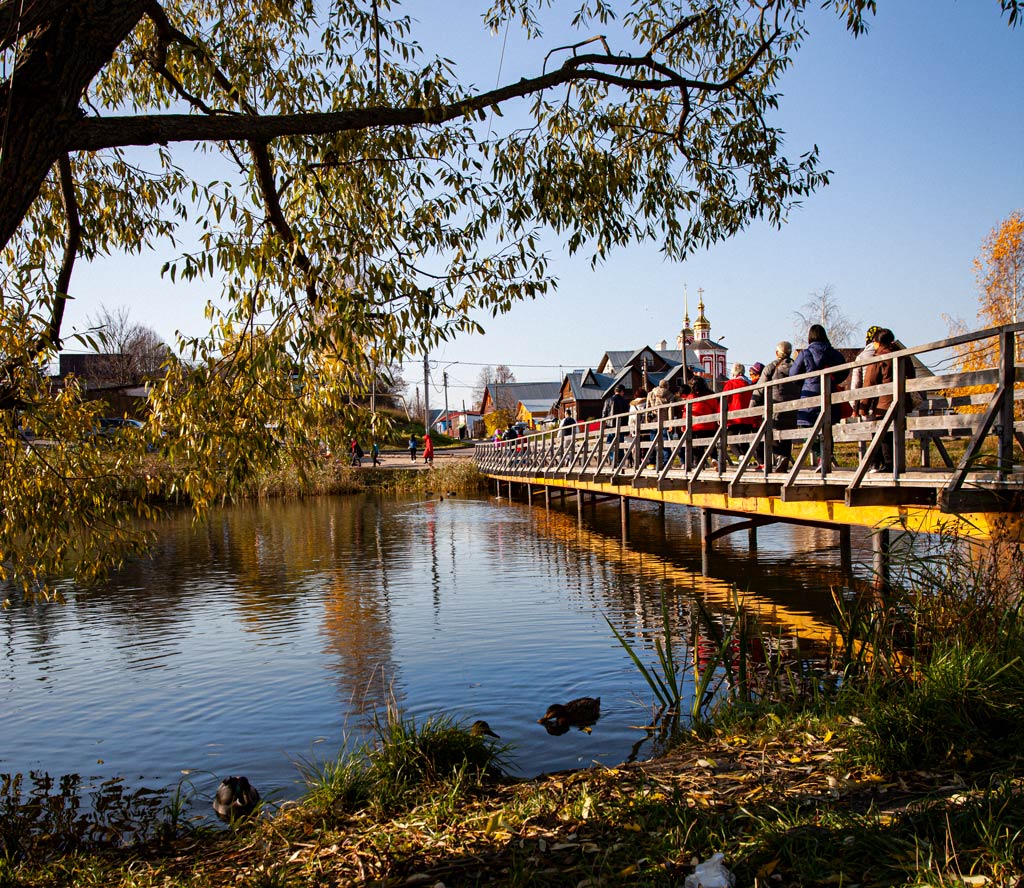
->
[[421, 359, 590, 370]]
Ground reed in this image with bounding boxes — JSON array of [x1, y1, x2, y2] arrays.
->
[[832, 525, 1024, 772]]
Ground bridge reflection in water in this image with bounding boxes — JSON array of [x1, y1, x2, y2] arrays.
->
[[477, 323, 1024, 581]]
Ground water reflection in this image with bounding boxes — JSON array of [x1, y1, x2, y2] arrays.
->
[[1, 492, 872, 814]]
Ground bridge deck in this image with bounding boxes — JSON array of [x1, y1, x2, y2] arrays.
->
[[476, 323, 1024, 541]]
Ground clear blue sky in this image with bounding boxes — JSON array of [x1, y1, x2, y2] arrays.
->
[[64, 2, 1022, 408]]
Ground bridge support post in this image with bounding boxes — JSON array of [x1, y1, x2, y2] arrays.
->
[[748, 525, 758, 552], [872, 528, 891, 591], [621, 496, 630, 540], [544, 487, 550, 509], [701, 508, 713, 576], [577, 489, 583, 524], [839, 525, 853, 576]]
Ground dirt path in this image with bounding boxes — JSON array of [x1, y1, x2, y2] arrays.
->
[[357, 444, 476, 469]]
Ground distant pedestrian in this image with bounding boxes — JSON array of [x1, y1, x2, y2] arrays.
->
[[350, 439, 364, 467], [560, 410, 575, 436], [560, 410, 575, 453], [602, 383, 630, 466], [408, 434, 417, 461], [371, 441, 381, 466], [423, 433, 434, 465]]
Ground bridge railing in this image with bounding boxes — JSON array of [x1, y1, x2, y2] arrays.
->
[[474, 322, 1024, 512]]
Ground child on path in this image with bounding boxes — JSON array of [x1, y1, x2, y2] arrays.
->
[[423, 433, 434, 465], [371, 441, 381, 466], [408, 435, 417, 461]]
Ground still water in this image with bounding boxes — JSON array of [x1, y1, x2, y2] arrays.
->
[[1, 492, 875, 815]]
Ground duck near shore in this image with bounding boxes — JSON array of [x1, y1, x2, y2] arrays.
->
[[537, 696, 601, 727], [212, 775, 260, 822]]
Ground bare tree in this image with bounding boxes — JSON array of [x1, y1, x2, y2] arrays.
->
[[474, 364, 516, 411], [86, 306, 170, 384], [791, 285, 858, 348]]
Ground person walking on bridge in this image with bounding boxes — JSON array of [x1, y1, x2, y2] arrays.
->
[[760, 342, 798, 470], [602, 384, 630, 467], [789, 324, 849, 467]]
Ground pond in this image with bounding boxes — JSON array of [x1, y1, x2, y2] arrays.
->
[[1, 491, 878, 819]]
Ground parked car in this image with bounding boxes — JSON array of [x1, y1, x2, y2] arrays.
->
[[97, 417, 144, 435]]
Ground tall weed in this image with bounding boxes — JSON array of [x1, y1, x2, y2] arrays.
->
[[835, 525, 1024, 771]]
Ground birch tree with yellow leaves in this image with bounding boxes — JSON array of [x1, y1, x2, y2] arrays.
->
[[945, 210, 1024, 418]]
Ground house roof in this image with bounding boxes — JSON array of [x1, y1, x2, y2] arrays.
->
[[596, 350, 635, 373], [518, 399, 555, 414], [562, 370, 616, 401], [485, 381, 561, 402]]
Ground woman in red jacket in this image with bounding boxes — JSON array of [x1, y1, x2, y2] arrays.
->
[[722, 362, 754, 460]]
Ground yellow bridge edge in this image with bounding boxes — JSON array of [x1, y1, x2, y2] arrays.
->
[[486, 474, 1022, 541]]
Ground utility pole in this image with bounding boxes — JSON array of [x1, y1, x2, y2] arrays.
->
[[462, 398, 467, 440], [443, 371, 450, 438], [423, 353, 430, 433]]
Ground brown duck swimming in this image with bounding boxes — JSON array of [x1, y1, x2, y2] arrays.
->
[[470, 720, 500, 738], [537, 696, 601, 727]]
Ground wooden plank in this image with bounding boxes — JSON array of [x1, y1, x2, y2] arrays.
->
[[729, 482, 782, 498], [630, 477, 661, 489], [906, 415, 984, 432], [688, 480, 730, 495], [659, 478, 690, 492], [845, 487, 936, 507], [781, 484, 847, 503], [940, 489, 1022, 513]]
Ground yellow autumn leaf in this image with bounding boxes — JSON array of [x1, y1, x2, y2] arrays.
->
[[757, 859, 780, 877]]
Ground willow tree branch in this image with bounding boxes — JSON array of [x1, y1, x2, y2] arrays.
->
[[144, 0, 257, 116], [249, 139, 316, 306], [66, 44, 774, 151], [49, 152, 80, 350]]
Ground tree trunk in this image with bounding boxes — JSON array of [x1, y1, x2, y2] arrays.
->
[[0, 0, 147, 251]]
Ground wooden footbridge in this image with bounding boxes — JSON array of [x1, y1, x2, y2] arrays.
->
[[475, 323, 1024, 577]]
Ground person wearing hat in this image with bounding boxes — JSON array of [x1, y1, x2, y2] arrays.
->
[[850, 327, 883, 444], [748, 361, 766, 408], [851, 325, 883, 395]]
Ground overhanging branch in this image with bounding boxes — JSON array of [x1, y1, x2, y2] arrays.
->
[[64, 46, 761, 152]]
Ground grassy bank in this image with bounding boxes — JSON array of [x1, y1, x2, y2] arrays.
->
[[241, 455, 487, 498], [4, 531, 1023, 886]]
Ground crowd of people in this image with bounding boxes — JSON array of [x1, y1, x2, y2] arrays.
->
[[584, 323, 913, 474]]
